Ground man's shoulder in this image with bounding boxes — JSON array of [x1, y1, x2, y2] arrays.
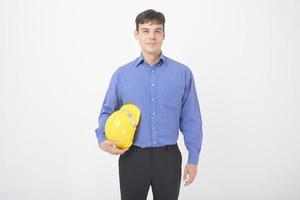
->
[[164, 56, 191, 72], [114, 57, 139, 74]]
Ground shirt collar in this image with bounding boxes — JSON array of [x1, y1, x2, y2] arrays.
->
[[135, 53, 166, 67]]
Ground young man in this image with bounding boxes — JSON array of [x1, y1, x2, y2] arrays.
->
[[95, 9, 203, 200]]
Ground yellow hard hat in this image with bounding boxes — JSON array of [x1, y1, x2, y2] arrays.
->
[[105, 104, 141, 149]]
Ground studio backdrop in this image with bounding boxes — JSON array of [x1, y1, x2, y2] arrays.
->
[[1, 0, 299, 199]]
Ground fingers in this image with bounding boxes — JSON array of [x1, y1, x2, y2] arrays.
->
[[184, 173, 195, 186], [105, 140, 119, 146], [111, 147, 128, 155], [183, 164, 197, 186], [107, 146, 128, 155], [100, 140, 128, 155], [183, 169, 187, 182]]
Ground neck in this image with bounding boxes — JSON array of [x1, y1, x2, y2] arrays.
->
[[142, 52, 161, 65]]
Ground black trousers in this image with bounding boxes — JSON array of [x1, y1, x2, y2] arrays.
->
[[118, 143, 182, 200]]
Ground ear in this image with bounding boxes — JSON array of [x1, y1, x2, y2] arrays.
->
[[134, 30, 139, 40]]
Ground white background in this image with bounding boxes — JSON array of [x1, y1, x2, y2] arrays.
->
[[1, 0, 299, 199]]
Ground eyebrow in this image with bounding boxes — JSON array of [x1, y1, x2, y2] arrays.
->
[[140, 28, 163, 31]]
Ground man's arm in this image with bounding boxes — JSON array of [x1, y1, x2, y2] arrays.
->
[[95, 70, 128, 155], [179, 68, 203, 185]]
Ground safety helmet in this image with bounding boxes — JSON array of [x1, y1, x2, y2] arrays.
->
[[105, 104, 141, 149]]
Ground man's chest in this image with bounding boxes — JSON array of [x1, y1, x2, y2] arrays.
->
[[118, 68, 185, 107]]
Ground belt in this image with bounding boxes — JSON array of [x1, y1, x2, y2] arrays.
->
[[130, 143, 178, 151]]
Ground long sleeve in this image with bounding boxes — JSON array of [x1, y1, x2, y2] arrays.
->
[[95, 71, 120, 144], [179, 69, 203, 165]]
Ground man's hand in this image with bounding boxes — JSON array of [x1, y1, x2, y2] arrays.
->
[[99, 140, 128, 155], [183, 164, 198, 186]]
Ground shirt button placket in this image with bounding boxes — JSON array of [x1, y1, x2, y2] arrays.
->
[[150, 67, 157, 146]]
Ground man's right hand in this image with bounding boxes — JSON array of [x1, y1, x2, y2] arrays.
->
[[99, 140, 128, 155]]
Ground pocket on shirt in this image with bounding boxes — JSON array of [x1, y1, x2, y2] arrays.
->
[[159, 84, 183, 107]]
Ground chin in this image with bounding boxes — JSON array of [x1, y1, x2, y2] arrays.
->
[[145, 49, 160, 55]]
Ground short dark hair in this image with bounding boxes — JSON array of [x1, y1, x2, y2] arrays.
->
[[135, 9, 165, 31]]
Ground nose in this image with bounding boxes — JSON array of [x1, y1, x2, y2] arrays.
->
[[148, 32, 156, 40]]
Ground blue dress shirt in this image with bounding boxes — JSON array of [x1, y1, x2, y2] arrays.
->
[[95, 54, 203, 164]]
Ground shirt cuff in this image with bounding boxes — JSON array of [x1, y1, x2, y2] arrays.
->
[[188, 152, 200, 165], [95, 128, 106, 144]]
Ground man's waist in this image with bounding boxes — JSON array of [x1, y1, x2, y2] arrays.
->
[[130, 143, 178, 151]]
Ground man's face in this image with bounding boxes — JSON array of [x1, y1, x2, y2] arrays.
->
[[134, 22, 165, 56]]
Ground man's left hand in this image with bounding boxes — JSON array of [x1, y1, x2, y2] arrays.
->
[[183, 164, 198, 186]]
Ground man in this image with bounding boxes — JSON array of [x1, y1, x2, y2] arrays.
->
[[95, 9, 203, 200]]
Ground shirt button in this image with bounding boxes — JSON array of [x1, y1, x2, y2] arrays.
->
[[152, 127, 156, 130], [151, 70, 154, 73], [151, 83, 155, 87], [151, 98, 155, 101], [152, 112, 155, 115], [154, 141, 157, 144]]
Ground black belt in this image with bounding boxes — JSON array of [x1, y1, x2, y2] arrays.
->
[[130, 143, 178, 151]]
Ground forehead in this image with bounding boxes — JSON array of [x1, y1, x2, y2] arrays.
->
[[138, 21, 163, 30]]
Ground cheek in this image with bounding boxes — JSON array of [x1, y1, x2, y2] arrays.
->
[[138, 38, 144, 43]]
